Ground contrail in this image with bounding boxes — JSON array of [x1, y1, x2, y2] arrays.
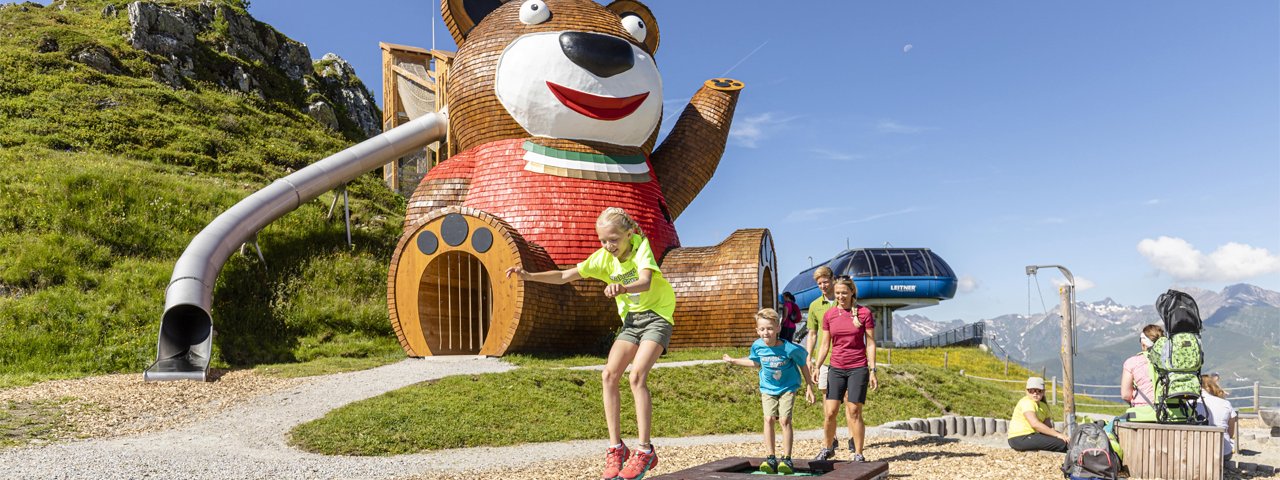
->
[[721, 40, 769, 77]]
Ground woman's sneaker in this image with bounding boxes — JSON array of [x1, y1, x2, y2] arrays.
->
[[851, 453, 866, 462], [814, 438, 838, 461], [778, 456, 795, 474], [619, 445, 659, 480], [602, 443, 629, 479], [758, 455, 778, 474], [813, 446, 835, 461]]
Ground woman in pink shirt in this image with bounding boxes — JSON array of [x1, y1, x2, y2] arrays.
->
[[811, 277, 877, 462], [1121, 324, 1164, 407]]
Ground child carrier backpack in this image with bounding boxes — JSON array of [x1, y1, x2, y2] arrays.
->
[[1146, 334, 1205, 423], [1146, 289, 1206, 424], [1061, 421, 1121, 480]]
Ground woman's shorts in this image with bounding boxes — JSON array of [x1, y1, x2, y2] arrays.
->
[[761, 391, 796, 419], [615, 310, 673, 349], [825, 366, 869, 403]]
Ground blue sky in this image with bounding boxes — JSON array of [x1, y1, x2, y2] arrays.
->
[[245, 1, 1279, 322]]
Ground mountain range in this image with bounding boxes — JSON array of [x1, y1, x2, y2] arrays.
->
[[893, 284, 1280, 389]]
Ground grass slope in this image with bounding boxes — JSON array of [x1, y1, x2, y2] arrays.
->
[[290, 349, 1071, 456], [0, 0, 406, 387]]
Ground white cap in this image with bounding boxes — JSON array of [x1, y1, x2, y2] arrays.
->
[[1026, 377, 1045, 390]]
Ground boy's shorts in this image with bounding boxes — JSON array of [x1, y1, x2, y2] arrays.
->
[[761, 391, 797, 419], [615, 310, 673, 349]]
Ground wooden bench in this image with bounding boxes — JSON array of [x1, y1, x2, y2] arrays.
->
[[1116, 422, 1225, 480]]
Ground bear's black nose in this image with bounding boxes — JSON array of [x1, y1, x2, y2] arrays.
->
[[559, 32, 634, 78]]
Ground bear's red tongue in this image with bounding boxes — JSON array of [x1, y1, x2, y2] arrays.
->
[[546, 81, 649, 121]]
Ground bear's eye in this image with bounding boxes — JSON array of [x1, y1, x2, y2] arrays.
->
[[620, 13, 646, 43], [520, 0, 551, 25]]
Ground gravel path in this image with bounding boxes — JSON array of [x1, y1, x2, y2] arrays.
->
[[0, 357, 513, 479]]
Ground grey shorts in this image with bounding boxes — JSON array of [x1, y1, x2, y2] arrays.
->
[[616, 310, 673, 349]]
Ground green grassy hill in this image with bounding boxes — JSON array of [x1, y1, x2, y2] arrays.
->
[[0, 0, 405, 387], [291, 346, 1107, 455]]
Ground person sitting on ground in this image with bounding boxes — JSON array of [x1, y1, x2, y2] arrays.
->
[[780, 292, 801, 342], [1121, 324, 1164, 407], [1197, 374, 1238, 464], [1007, 377, 1069, 452], [723, 308, 815, 474]]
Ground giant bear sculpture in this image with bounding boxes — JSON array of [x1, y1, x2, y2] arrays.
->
[[387, 0, 777, 356]]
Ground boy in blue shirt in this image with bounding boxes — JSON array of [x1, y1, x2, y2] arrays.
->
[[724, 309, 816, 474]]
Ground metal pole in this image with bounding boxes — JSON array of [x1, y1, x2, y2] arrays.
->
[[1051, 377, 1057, 406], [1005, 355, 1009, 376], [1059, 284, 1076, 435], [342, 186, 352, 248]]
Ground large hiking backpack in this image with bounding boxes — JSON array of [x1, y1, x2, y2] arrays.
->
[[1061, 421, 1121, 480], [1156, 289, 1202, 335], [1147, 289, 1206, 424]]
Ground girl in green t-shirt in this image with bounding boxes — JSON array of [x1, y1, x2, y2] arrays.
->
[[505, 207, 673, 480]]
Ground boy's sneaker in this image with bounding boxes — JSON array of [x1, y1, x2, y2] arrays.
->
[[619, 445, 658, 480], [847, 439, 856, 452], [602, 443, 629, 479], [758, 455, 778, 474], [778, 456, 795, 475], [851, 453, 866, 462]]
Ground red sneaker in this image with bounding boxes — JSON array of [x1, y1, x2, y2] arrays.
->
[[619, 445, 659, 480], [602, 443, 629, 479]]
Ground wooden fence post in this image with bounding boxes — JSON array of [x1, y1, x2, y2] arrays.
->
[[944, 352, 949, 370], [1004, 355, 1009, 376], [1051, 377, 1057, 406], [1255, 382, 1261, 414]]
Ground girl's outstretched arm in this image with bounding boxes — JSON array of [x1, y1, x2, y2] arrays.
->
[[505, 266, 582, 285]]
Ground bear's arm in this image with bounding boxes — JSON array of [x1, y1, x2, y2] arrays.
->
[[649, 80, 742, 221]]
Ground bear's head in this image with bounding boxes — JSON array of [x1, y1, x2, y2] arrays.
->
[[442, 0, 663, 155]]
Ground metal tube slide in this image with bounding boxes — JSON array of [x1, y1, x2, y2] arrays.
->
[[144, 113, 448, 381]]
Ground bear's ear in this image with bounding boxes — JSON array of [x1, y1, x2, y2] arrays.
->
[[442, 0, 508, 45], [606, 0, 659, 55]]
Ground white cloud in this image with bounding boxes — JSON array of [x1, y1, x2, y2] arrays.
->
[[729, 113, 798, 148], [1137, 236, 1280, 282], [1052, 276, 1096, 292], [823, 207, 924, 229], [957, 275, 980, 294], [1144, 199, 1161, 206], [875, 119, 927, 134], [808, 148, 864, 162], [784, 207, 844, 223]]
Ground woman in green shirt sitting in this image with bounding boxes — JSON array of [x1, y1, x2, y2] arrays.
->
[[1007, 377, 1069, 452]]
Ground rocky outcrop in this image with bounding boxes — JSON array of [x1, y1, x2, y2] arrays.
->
[[312, 53, 380, 139], [125, 1, 379, 140]]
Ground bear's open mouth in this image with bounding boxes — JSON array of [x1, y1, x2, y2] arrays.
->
[[546, 81, 649, 121]]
